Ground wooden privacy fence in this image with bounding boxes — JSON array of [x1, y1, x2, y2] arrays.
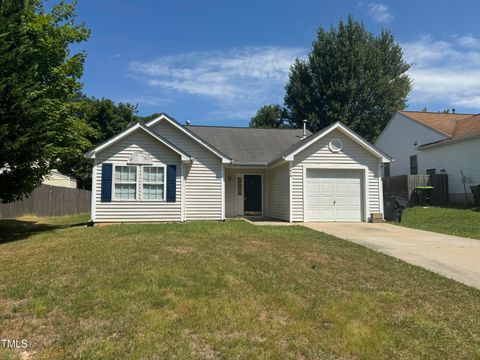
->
[[0, 185, 91, 219], [382, 174, 449, 206]]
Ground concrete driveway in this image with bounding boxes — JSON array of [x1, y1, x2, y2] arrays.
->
[[304, 222, 480, 290]]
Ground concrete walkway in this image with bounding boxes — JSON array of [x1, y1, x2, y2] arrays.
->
[[304, 222, 480, 290]]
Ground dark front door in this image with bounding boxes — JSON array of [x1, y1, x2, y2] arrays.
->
[[244, 175, 262, 215]]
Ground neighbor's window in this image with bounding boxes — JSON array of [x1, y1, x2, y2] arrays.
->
[[143, 166, 165, 200], [410, 155, 418, 175], [426, 168, 436, 175], [115, 166, 137, 199]]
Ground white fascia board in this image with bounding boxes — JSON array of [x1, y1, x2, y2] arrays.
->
[[146, 113, 232, 164], [269, 158, 292, 168], [139, 124, 191, 161], [85, 123, 140, 159], [86, 122, 192, 162], [285, 122, 391, 163]]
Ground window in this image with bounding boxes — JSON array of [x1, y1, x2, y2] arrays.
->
[[237, 177, 242, 196], [114, 166, 137, 199], [143, 166, 165, 200], [426, 168, 436, 175], [384, 163, 390, 177], [410, 155, 418, 175]]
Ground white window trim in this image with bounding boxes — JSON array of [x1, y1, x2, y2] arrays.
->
[[111, 164, 168, 202], [142, 165, 167, 202], [112, 165, 138, 201]]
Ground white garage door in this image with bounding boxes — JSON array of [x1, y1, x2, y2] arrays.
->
[[306, 169, 363, 222]]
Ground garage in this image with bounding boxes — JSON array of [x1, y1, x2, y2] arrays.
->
[[305, 169, 363, 222]]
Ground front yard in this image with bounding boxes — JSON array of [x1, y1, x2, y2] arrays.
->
[[400, 206, 480, 240], [0, 216, 480, 359]]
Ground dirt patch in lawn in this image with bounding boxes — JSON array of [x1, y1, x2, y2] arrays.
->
[[165, 246, 192, 254]]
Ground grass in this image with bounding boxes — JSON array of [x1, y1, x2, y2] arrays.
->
[[0, 216, 479, 359], [400, 206, 480, 240]]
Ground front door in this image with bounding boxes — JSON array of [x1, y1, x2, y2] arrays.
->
[[244, 175, 262, 215]]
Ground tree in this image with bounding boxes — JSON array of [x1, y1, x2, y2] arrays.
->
[[284, 16, 411, 142], [82, 97, 137, 144], [0, 0, 91, 202], [136, 112, 163, 123], [56, 96, 138, 189], [249, 104, 288, 128]]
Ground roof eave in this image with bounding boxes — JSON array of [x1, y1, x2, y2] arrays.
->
[[84, 122, 193, 161], [280, 122, 391, 163], [418, 133, 480, 150]]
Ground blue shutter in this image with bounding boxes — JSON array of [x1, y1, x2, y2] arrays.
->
[[166, 165, 176, 202], [101, 163, 112, 202]]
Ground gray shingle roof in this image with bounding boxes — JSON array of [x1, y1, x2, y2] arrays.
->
[[186, 126, 310, 165]]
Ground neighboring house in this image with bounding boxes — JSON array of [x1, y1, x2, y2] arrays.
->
[[376, 111, 480, 203], [42, 169, 77, 189], [86, 114, 390, 223]]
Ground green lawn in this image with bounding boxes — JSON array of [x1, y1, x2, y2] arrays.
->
[[1, 216, 480, 359], [400, 206, 480, 240]]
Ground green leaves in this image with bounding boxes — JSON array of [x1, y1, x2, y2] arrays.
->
[[249, 104, 289, 129], [0, 0, 91, 202], [284, 16, 412, 142]]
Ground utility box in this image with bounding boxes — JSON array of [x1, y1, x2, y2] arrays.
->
[[415, 186, 434, 206], [384, 196, 408, 222]]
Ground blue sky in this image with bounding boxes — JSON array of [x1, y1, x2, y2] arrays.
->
[[73, 0, 480, 126]]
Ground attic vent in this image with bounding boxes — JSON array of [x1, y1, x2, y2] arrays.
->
[[328, 138, 343, 153], [128, 151, 153, 165]]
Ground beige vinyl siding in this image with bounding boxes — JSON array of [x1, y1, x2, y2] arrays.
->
[[43, 172, 77, 189], [94, 129, 181, 222], [291, 129, 382, 222], [224, 168, 268, 217], [267, 163, 290, 221], [151, 121, 223, 220]]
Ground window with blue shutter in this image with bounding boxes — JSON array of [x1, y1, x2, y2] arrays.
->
[[166, 165, 176, 202], [101, 163, 113, 202]]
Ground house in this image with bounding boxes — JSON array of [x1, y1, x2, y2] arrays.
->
[[85, 114, 390, 223], [375, 111, 480, 203], [42, 169, 77, 189]]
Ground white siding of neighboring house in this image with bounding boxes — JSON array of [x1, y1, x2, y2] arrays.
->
[[267, 163, 290, 221], [224, 168, 268, 218], [419, 137, 480, 201], [94, 129, 182, 222], [291, 129, 383, 222], [375, 113, 447, 176], [150, 120, 223, 220]]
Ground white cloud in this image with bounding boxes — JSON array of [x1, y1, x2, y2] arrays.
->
[[402, 35, 480, 109], [368, 3, 394, 23], [455, 35, 480, 49], [128, 47, 305, 118]]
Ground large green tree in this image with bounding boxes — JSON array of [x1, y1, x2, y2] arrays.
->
[[82, 97, 137, 144], [284, 16, 411, 141], [57, 96, 137, 189], [0, 0, 91, 202], [249, 104, 288, 128]]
